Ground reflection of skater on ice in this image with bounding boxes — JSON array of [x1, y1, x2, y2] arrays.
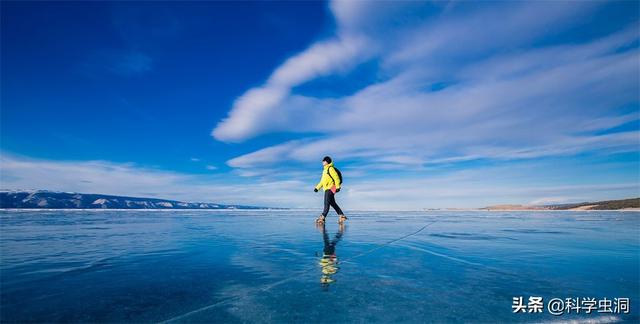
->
[[317, 222, 345, 290]]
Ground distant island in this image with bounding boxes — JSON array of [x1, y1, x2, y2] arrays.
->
[[420, 198, 640, 211], [476, 197, 640, 211], [0, 190, 272, 209]]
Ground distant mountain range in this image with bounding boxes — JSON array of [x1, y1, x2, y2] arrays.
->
[[479, 197, 640, 211], [0, 190, 270, 209]]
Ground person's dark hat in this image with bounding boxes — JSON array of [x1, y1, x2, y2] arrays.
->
[[322, 156, 332, 163]]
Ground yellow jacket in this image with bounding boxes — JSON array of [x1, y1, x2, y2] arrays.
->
[[315, 162, 341, 191]]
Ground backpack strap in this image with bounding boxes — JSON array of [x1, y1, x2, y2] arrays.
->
[[326, 166, 336, 183]]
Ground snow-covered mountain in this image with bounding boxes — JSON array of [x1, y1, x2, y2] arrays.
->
[[0, 190, 268, 209]]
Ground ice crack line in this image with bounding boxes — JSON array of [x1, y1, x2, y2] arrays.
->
[[341, 219, 439, 263], [159, 219, 439, 323]]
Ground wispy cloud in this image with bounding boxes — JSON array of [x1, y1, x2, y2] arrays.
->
[[212, 30, 371, 141], [213, 0, 639, 176], [2, 151, 636, 209], [0, 153, 306, 208], [5, 1, 636, 210]]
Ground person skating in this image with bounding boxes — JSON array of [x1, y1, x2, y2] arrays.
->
[[313, 156, 347, 224]]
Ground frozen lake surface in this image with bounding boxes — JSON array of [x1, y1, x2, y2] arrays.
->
[[1, 210, 638, 323]]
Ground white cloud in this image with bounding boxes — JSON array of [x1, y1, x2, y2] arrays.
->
[[385, 1, 601, 67], [268, 35, 368, 87], [2, 151, 637, 210], [212, 35, 371, 142], [337, 162, 640, 210], [227, 140, 305, 169], [24, 1, 635, 210], [205, 1, 640, 209], [215, 1, 638, 173], [210, 0, 387, 143], [0, 153, 310, 208]]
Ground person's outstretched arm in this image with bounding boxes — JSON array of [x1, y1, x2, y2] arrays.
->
[[315, 178, 323, 191]]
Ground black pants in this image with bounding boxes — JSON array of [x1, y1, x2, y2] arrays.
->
[[322, 190, 344, 217]]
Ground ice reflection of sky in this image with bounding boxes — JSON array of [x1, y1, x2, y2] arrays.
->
[[1, 210, 638, 322]]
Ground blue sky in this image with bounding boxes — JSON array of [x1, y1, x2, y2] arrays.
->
[[1, 1, 638, 209]]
